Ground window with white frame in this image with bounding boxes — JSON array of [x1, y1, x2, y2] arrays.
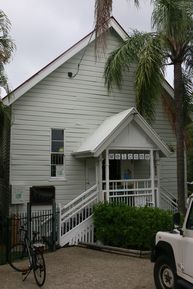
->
[[51, 129, 64, 177]]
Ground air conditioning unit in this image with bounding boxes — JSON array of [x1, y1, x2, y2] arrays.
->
[[11, 185, 25, 204]]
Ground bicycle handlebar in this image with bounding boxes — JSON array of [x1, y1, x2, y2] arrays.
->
[[19, 225, 39, 242]]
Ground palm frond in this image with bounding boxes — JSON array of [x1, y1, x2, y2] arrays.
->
[[0, 62, 10, 93], [0, 10, 11, 36], [0, 10, 15, 64], [135, 34, 165, 122], [104, 31, 152, 90], [0, 100, 10, 130], [182, 70, 193, 126], [152, 0, 193, 45], [0, 37, 15, 64], [185, 46, 193, 73]]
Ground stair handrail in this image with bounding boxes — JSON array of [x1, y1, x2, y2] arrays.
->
[[160, 187, 178, 211], [60, 184, 97, 215], [58, 184, 98, 246], [61, 193, 98, 222]]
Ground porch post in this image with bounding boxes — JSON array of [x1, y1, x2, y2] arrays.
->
[[150, 150, 155, 207], [156, 151, 160, 208], [98, 155, 103, 202], [105, 149, 109, 202]]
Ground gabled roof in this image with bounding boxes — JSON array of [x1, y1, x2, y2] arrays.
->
[[73, 107, 171, 158], [3, 16, 173, 106], [3, 17, 128, 106]]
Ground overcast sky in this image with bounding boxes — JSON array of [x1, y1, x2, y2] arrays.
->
[[1, 0, 173, 92]]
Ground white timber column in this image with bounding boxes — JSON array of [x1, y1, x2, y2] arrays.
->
[[155, 151, 160, 208], [105, 149, 110, 202], [95, 157, 99, 201], [150, 149, 155, 207], [97, 155, 103, 202]]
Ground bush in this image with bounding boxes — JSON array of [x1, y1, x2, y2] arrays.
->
[[93, 202, 173, 250]]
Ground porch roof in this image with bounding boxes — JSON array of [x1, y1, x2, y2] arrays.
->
[[73, 107, 171, 158]]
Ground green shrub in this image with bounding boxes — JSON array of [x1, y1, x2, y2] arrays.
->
[[93, 202, 173, 250]]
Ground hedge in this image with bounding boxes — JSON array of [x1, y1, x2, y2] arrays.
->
[[93, 202, 173, 250]]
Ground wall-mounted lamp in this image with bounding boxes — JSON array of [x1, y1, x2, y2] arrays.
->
[[68, 72, 73, 78]]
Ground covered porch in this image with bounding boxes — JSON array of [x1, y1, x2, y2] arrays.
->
[[101, 149, 159, 207], [74, 108, 171, 208]]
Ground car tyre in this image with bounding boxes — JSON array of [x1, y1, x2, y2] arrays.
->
[[154, 255, 179, 289]]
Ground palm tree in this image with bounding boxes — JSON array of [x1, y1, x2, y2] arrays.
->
[[0, 10, 15, 217], [0, 9, 15, 128], [103, 0, 193, 214], [94, 0, 139, 47]]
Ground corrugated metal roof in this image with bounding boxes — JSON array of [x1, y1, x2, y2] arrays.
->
[[73, 108, 171, 158]]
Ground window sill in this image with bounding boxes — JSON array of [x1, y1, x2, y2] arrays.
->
[[49, 177, 66, 182]]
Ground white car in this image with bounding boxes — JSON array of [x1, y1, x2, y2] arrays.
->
[[151, 194, 193, 289]]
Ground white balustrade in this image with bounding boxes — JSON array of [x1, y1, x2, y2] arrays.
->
[[59, 185, 98, 247], [103, 179, 158, 207], [58, 179, 177, 248]]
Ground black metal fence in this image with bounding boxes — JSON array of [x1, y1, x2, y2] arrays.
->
[[0, 202, 59, 265]]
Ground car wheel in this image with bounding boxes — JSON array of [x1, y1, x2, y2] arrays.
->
[[154, 255, 179, 289]]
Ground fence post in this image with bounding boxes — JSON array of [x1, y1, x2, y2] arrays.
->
[[27, 202, 31, 241], [52, 200, 56, 251], [58, 203, 61, 247], [5, 217, 11, 262]]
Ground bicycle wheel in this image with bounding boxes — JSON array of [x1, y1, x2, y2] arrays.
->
[[33, 252, 46, 286], [8, 243, 29, 272]]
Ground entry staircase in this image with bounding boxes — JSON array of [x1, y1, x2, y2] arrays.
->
[[58, 185, 98, 247], [58, 183, 178, 247]]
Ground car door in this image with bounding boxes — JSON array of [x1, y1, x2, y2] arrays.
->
[[182, 201, 193, 278]]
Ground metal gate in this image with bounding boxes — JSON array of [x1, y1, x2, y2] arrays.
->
[[0, 202, 59, 265]]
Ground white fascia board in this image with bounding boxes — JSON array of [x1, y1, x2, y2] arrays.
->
[[162, 80, 174, 98], [72, 151, 94, 158], [109, 18, 128, 41], [134, 114, 171, 157]]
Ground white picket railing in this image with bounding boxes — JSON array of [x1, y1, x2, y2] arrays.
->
[[103, 179, 158, 207], [59, 184, 98, 247]]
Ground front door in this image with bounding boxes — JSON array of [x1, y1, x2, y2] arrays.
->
[[85, 159, 96, 189], [102, 159, 121, 181]]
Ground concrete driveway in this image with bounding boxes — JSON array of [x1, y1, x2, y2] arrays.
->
[[0, 246, 155, 289]]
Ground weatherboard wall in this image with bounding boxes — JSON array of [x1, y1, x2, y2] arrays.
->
[[9, 30, 134, 212], [9, 29, 177, 212]]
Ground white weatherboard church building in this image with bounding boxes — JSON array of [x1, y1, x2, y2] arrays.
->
[[3, 17, 179, 245]]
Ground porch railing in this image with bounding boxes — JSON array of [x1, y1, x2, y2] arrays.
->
[[59, 184, 98, 247], [160, 186, 178, 212], [103, 179, 158, 207]]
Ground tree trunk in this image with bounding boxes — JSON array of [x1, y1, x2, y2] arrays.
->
[[174, 61, 186, 214]]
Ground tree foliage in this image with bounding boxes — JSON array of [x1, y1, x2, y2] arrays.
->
[[0, 10, 15, 129], [95, 0, 193, 213], [93, 202, 173, 250]]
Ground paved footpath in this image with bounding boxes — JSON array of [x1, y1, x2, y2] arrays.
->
[[0, 246, 155, 289]]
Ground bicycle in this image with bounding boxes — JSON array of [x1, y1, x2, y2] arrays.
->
[[8, 225, 46, 287]]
